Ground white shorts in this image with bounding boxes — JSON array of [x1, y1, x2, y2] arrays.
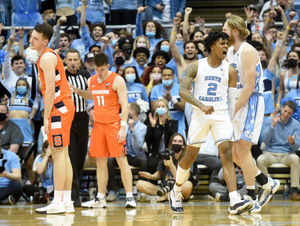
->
[[233, 94, 264, 144], [187, 109, 233, 147]]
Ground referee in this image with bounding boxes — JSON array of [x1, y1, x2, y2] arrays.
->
[[65, 49, 90, 207]]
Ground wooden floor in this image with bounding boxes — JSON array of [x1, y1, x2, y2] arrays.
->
[[1, 195, 300, 226]]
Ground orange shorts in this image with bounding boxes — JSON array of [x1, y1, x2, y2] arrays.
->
[[89, 121, 126, 158], [47, 106, 75, 148]]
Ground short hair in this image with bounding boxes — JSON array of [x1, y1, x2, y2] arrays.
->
[[183, 40, 198, 50], [34, 23, 54, 42], [291, 43, 300, 51], [226, 14, 250, 40], [283, 100, 297, 113], [129, 102, 141, 115], [43, 9, 55, 19], [89, 44, 101, 53], [93, 53, 109, 67], [65, 48, 80, 58], [150, 50, 171, 65], [90, 22, 106, 35], [11, 55, 25, 66], [162, 66, 174, 75], [60, 33, 70, 42], [113, 49, 125, 58], [204, 31, 229, 54], [133, 47, 150, 59]]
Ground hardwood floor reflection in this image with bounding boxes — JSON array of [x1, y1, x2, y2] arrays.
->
[[1, 196, 300, 225]]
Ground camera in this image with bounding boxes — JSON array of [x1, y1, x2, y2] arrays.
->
[[159, 148, 173, 160], [0, 153, 7, 174], [157, 180, 174, 196]]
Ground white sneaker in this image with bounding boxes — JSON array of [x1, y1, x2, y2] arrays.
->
[[168, 189, 184, 213], [81, 197, 107, 208], [243, 195, 261, 213], [36, 202, 66, 214], [64, 201, 75, 213], [258, 177, 280, 208], [125, 197, 137, 208]]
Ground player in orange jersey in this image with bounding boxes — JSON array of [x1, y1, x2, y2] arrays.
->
[[71, 52, 136, 208], [30, 23, 75, 214]]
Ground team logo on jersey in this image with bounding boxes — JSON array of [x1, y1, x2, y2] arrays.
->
[[106, 82, 110, 90], [244, 130, 253, 139]]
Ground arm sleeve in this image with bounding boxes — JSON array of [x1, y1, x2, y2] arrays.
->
[[135, 12, 143, 37]]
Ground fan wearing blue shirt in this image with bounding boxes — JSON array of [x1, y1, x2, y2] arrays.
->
[[150, 67, 186, 137], [122, 66, 149, 103]]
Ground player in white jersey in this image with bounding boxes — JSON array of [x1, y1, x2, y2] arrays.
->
[[169, 31, 253, 215], [223, 15, 280, 212]]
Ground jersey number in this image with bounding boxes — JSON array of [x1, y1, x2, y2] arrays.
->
[[97, 95, 105, 106], [207, 83, 217, 96]]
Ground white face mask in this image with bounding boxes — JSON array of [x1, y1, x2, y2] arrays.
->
[[136, 43, 147, 48]]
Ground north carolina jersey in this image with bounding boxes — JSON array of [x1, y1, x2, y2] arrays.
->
[[90, 72, 121, 123], [227, 42, 263, 96], [193, 58, 230, 111]]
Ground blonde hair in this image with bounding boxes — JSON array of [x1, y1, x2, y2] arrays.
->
[[226, 15, 250, 40], [133, 35, 150, 51], [154, 98, 172, 120]]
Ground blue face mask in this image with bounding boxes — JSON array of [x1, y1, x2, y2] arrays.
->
[[145, 31, 156, 38], [14, 46, 19, 54], [162, 79, 173, 87], [111, 39, 118, 47], [175, 40, 183, 46], [161, 45, 170, 52], [156, 107, 167, 116], [125, 73, 136, 84], [17, 86, 27, 95]]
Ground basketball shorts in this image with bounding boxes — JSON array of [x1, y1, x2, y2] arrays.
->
[[89, 121, 126, 158]]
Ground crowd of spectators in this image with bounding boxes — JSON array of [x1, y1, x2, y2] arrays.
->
[[1, 0, 300, 205]]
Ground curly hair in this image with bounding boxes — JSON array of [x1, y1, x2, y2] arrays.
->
[[204, 31, 229, 54]]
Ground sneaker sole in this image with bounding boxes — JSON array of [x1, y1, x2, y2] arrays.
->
[[260, 179, 280, 208], [230, 201, 254, 215], [125, 204, 136, 208], [168, 193, 184, 214]]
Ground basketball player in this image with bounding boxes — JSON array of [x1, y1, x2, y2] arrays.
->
[[223, 15, 279, 212], [71, 53, 136, 208], [169, 31, 253, 215], [31, 23, 75, 214]]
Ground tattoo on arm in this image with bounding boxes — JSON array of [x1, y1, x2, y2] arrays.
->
[[179, 63, 202, 108]]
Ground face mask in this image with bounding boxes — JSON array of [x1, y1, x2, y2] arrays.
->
[[13, 46, 19, 54], [172, 144, 182, 153], [47, 18, 56, 27], [111, 39, 118, 47], [261, 60, 267, 69], [156, 107, 167, 116], [145, 31, 156, 38], [175, 40, 183, 45], [17, 86, 27, 95], [287, 58, 298, 68], [162, 79, 173, 87], [152, 73, 161, 81], [161, 45, 170, 52], [115, 56, 125, 66], [125, 73, 136, 84], [137, 43, 147, 48], [0, 112, 7, 121]]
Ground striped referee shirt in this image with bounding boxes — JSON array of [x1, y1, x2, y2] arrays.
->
[[66, 69, 90, 113]]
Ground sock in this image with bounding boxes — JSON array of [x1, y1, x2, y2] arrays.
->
[[126, 192, 133, 198], [246, 188, 256, 200], [229, 191, 240, 206], [255, 172, 268, 186], [175, 165, 189, 185], [173, 184, 182, 193], [97, 193, 105, 199], [63, 190, 72, 202], [53, 190, 63, 203]]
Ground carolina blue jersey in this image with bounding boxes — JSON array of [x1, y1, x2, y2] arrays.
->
[[77, 0, 105, 23], [126, 83, 149, 103], [12, 0, 41, 26]]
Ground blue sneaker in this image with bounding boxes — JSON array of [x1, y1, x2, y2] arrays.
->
[[244, 195, 261, 213], [168, 189, 184, 213], [258, 177, 280, 208], [228, 199, 254, 215]]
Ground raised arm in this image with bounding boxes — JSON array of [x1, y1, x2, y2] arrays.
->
[[179, 61, 213, 114], [80, 0, 87, 27], [170, 16, 183, 65], [183, 7, 192, 43], [18, 27, 25, 56]]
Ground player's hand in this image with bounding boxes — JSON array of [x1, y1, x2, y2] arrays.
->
[[149, 112, 157, 127], [200, 104, 214, 115], [117, 126, 126, 143]]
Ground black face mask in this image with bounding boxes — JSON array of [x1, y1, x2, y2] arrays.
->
[[287, 58, 298, 68], [115, 56, 125, 66], [172, 144, 182, 153], [0, 112, 7, 121], [261, 60, 267, 69], [47, 18, 56, 27]]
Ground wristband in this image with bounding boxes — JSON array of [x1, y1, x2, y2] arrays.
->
[[7, 39, 13, 44], [287, 26, 291, 30], [266, 19, 271, 22], [83, 5, 87, 8], [121, 121, 127, 127], [147, 84, 153, 88], [276, 103, 280, 107], [171, 96, 178, 105]]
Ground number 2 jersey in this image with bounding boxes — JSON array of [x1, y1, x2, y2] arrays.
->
[[193, 58, 230, 111], [90, 72, 121, 123]]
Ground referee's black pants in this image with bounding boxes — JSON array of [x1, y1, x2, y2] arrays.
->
[[68, 111, 89, 203]]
